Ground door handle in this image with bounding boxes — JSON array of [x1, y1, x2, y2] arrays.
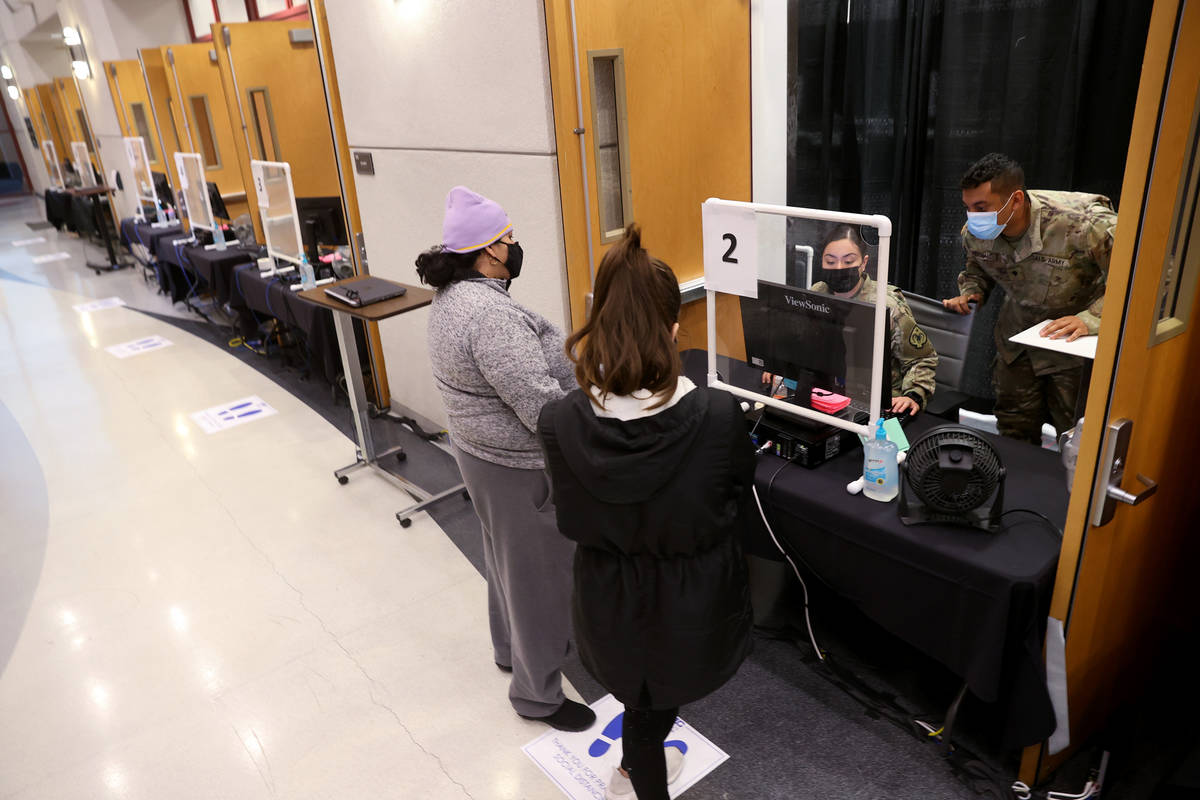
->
[[1107, 473, 1157, 506], [1091, 418, 1159, 526]]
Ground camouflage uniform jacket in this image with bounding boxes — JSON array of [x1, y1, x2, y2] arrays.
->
[[958, 190, 1116, 375], [811, 275, 939, 407]]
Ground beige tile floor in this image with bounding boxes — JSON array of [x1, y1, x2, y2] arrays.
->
[[0, 197, 579, 799]]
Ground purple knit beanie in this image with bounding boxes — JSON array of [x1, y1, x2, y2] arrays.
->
[[441, 186, 512, 253]]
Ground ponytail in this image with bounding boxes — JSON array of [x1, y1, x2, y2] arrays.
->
[[566, 224, 681, 406], [415, 246, 479, 289]]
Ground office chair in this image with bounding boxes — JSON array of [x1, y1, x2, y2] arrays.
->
[[904, 290, 979, 419]]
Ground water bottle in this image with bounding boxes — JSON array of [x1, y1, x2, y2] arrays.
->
[[298, 254, 316, 289], [862, 418, 899, 502]]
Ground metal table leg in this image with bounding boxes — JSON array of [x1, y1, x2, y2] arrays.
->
[[329, 308, 466, 527]]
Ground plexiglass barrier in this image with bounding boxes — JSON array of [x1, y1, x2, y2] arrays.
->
[[701, 198, 893, 439], [42, 140, 64, 189], [71, 141, 95, 188], [250, 159, 302, 265], [124, 136, 157, 213]]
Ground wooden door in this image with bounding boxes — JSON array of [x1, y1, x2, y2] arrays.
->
[[34, 84, 70, 176], [53, 77, 99, 177], [139, 48, 186, 194], [1020, 0, 1200, 782], [544, 0, 752, 347], [23, 88, 56, 184], [213, 17, 340, 213], [103, 59, 172, 177], [163, 43, 249, 221]]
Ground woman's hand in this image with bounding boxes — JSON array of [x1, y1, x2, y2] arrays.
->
[[890, 395, 920, 416]]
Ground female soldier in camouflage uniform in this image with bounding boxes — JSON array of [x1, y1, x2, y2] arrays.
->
[[811, 224, 939, 416]]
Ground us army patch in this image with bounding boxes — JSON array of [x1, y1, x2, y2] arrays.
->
[[1040, 256, 1070, 268], [909, 326, 929, 349]]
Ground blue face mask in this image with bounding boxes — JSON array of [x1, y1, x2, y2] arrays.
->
[[966, 191, 1017, 240]]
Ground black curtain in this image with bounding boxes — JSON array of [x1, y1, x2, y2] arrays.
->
[[787, 0, 1152, 397], [788, 0, 1154, 294]]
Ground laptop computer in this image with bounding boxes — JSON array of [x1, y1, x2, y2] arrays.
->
[[324, 276, 407, 308]]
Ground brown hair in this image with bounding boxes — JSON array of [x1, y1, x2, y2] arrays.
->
[[566, 224, 681, 408]]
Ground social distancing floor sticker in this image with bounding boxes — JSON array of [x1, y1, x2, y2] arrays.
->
[[523, 694, 728, 800], [190, 396, 277, 434], [106, 336, 173, 358], [72, 297, 126, 312]]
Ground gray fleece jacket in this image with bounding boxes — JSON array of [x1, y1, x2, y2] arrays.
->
[[428, 277, 575, 469]]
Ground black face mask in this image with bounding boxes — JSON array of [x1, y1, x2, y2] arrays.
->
[[826, 267, 861, 294], [503, 241, 523, 281]]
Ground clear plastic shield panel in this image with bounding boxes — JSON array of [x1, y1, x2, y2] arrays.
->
[[42, 140, 63, 189], [702, 199, 892, 436], [251, 160, 302, 264], [71, 141, 95, 188], [175, 152, 213, 231], [124, 137, 155, 205]]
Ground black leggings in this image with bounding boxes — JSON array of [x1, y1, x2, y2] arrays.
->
[[620, 704, 679, 800]]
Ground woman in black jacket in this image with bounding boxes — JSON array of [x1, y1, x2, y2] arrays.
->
[[538, 225, 755, 800]]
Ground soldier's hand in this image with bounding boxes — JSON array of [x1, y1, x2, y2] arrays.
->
[[942, 293, 983, 314], [1039, 315, 1089, 342], [890, 396, 921, 416]]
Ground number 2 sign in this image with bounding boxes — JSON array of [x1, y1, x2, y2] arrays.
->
[[702, 201, 758, 299]]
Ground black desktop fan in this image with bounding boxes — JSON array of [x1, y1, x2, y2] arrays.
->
[[898, 425, 1006, 531]]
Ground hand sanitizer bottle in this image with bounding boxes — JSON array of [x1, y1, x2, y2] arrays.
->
[[863, 418, 899, 502], [299, 254, 316, 289]]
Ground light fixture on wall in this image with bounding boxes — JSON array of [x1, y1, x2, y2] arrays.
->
[[61, 25, 91, 79], [1, 64, 20, 102]]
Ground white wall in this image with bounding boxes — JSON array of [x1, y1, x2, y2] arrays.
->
[[325, 0, 567, 426], [106, 0, 191, 54]]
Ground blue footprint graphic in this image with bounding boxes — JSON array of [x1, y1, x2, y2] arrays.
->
[[588, 712, 624, 757], [664, 739, 688, 755]]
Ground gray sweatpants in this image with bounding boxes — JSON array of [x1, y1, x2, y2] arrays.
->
[[453, 446, 575, 717]]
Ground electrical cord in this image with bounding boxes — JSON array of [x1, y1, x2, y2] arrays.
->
[[752, 454, 825, 661], [1000, 508, 1063, 540]]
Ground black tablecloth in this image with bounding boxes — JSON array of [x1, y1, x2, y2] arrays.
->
[[229, 266, 342, 383], [681, 350, 1063, 747], [45, 189, 72, 231], [120, 218, 184, 263], [152, 228, 203, 304], [183, 245, 261, 306]]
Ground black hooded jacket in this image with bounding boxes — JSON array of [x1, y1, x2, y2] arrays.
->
[[537, 384, 756, 709]]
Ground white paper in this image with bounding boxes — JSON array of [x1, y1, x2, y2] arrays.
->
[[190, 395, 277, 434], [13, 237, 46, 246], [702, 202, 759, 298], [1009, 320, 1097, 360], [1045, 617, 1070, 754], [32, 251, 72, 264], [523, 694, 728, 800], [72, 297, 127, 312], [106, 336, 174, 358]]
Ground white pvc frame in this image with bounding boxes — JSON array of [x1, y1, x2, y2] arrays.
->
[[124, 136, 158, 214], [704, 198, 892, 440], [250, 159, 303, 266], [41, 140, 64, 189], [174, 151, 214, 232], [70, 141, 95, 188]]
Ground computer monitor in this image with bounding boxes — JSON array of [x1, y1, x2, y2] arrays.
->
[[739, 280, 889, 417], [151, 171, 173, 209], [295, 196, 347, 266], [207, 182, 230, 221]]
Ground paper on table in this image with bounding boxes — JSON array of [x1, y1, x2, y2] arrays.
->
[[1009, 320, 1098, 360]]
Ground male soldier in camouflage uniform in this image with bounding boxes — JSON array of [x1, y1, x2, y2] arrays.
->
[[813, 225, 938, 415], [943, 153, 1116, 444]]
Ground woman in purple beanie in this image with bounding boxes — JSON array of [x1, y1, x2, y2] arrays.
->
[[415, 186, 595, 733]]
